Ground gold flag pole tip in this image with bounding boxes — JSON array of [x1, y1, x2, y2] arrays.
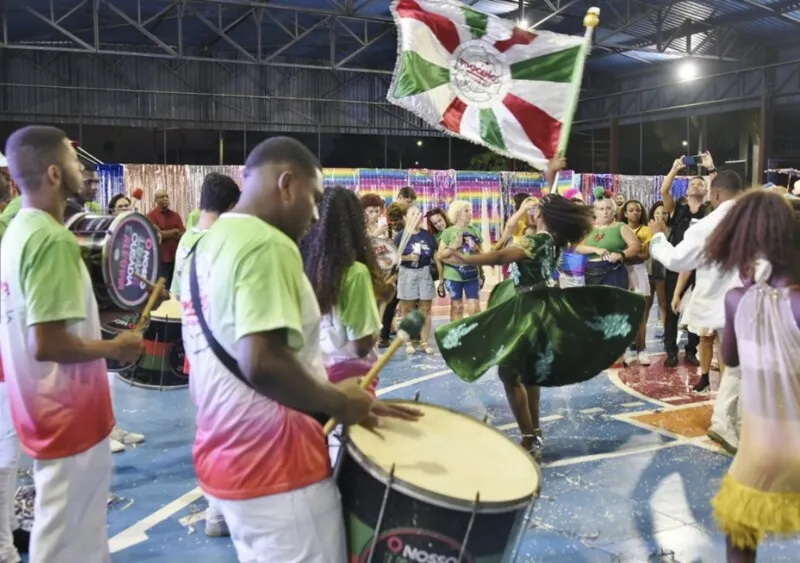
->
[[584, 7, 600, 28]]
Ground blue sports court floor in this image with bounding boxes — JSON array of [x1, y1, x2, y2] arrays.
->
[[21, 318, 800, 562]]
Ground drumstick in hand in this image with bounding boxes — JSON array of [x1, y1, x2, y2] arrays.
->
[[134, 277, 166, 332], [322, 311, 425, 436]]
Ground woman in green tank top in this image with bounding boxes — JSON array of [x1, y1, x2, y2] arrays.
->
[[575, 196, 641, 289]]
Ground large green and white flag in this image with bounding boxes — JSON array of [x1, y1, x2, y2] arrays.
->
[[388, 0, 598, 168]]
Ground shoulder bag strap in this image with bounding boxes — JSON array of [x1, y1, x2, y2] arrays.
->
[[187, 241, 328, 425], [188, 242, 254, 390]]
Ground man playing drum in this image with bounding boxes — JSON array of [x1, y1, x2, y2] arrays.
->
[[0, 126, 144, 563], [180, 136, 419, 562]]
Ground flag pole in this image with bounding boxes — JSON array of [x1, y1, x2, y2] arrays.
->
[[552, 7, 599, 192]]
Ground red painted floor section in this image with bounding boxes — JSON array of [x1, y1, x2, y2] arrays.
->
[[617, 354, 714, 406]]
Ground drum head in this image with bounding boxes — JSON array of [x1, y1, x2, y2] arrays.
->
[[150, 298, 182, 322], [346, 401, 540, 508], [104, 212, 161, 310]]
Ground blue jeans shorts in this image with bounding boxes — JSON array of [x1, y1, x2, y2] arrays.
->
[[445, 278, 480, 301]]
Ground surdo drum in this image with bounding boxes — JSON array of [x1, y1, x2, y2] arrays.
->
[[111, 299, 187, 390], [66, 211, 160, 311], [336, 401, 541, 563]]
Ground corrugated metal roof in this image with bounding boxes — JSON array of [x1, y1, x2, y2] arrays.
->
[[8, 0, 800, 74]]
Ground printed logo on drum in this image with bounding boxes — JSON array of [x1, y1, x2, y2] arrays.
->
[[360, 528, 473, 563]]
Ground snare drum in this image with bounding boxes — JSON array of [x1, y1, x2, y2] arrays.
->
[[117, 299, 187, 389], [66, 211, 160, 311], [337, 401, 541, 562]]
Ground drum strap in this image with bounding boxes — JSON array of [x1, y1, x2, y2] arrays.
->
[[188, 245, 327, 426]]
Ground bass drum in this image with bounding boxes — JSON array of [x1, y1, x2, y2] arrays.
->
[[336, 401, 541, 563], [66, 211, 160, 311]]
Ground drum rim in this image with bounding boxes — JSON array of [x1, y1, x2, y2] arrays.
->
[[148, 314, 182, 323], [343, 400, 542, 513], [103, 211, 160, 310]]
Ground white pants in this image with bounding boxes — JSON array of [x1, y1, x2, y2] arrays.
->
[[30, 438, 112, 563], [710, 364, 742, 449], [0, 384, 20, 563], [207, 479, 346, 563]]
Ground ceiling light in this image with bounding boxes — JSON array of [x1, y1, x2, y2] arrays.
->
[[678, 61, 698, 82]]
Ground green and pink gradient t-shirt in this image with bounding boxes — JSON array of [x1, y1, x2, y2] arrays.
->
[[0, 208, 114, 459], [180, 214, 330, 500]]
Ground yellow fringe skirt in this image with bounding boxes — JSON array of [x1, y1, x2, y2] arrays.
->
[[713, 474, 800, 550]]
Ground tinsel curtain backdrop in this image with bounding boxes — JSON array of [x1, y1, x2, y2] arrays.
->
[[96, 164, 691, 243]]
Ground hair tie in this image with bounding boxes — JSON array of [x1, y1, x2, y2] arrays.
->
[[753, 258, 773, 285]]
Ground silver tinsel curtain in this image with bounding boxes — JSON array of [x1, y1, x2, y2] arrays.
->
[[121, 165, 244, 218]]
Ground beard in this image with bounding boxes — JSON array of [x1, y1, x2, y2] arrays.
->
[[60, 173, 84, 201]]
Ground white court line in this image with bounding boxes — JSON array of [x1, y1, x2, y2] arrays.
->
[[496, 414, 563, 431], [607, 369, 672, 409], [543, 440, 684, 468], [109, 486, 204, 553], [376, 369, 452, 396], [579, 407, 605, 415], [621, 401, 645, 408]]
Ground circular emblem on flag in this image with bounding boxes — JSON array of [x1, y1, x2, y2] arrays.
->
[[450, 41, 509, 107]]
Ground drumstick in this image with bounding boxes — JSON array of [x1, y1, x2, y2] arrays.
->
[[322, 310, 425, 436], [396, 210, 422, 258], [134, 277, 166, 332]]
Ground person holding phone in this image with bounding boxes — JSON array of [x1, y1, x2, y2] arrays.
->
[[656, 151, 716, 368]]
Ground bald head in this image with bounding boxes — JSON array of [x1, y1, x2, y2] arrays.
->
[[154, 189, 169, 210]]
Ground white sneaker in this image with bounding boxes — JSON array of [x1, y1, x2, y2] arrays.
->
[[110, 439, 126, 453], [205, 508, 230, 537], [624, 349, 637, 365], [637, 351, 651, 366], [111, 426, 145, 445]]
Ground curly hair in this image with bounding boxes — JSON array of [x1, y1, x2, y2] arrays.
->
[[540, 194, 593, 248], [705, 189, 799, 282], [300, 186, 387, 315], [360, 193, 385, 211], [425, 207, 450, 238], [386, 201, 408, 238], [619, 199, 648, 225], [447, 200, 471, 224]]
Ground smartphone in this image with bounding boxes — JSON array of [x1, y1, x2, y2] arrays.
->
[[681, 154, 702, 166]]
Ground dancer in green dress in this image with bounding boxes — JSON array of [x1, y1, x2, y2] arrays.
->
[[435, 194, 646, 458]]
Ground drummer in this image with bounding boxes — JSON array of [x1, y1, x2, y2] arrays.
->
[[1, 126, 144, 563], [170, 172, 240, 298], [180, 136, 420, 562], [170, 171, 239, 539]]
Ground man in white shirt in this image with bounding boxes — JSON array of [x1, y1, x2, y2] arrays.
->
[[1, 126, 143, 563], [180, 136, 420, 562], [649, 170, 745, 454]]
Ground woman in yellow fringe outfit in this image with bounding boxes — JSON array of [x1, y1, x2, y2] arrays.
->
[[705, 189, 800, 563]]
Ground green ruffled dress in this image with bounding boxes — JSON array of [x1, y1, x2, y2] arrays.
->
[[434, 233, 646, 387]]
